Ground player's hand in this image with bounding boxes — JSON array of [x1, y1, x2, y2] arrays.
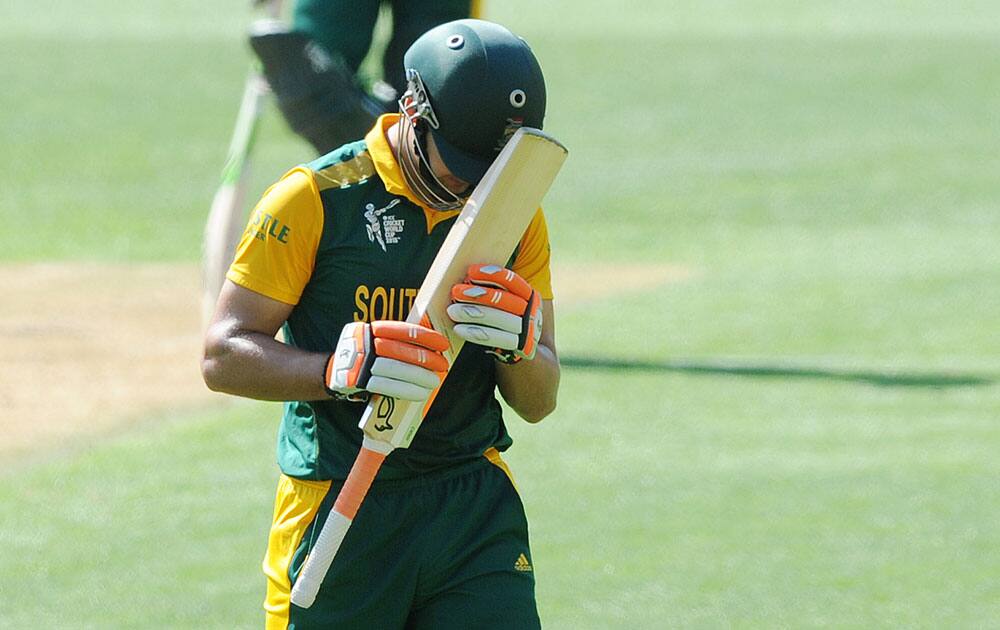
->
[[447, 264, 542, 364], [325, 321, 449, 402]]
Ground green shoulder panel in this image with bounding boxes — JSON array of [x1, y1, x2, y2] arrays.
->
[[306, 141, 376, 191]]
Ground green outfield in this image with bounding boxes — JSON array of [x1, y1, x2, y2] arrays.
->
[[2, 0, 999, 628]]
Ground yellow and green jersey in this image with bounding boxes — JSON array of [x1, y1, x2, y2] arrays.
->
[[228, 114, 553, 481]]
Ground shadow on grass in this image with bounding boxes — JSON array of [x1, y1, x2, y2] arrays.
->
[[560, 356, 996, 389]]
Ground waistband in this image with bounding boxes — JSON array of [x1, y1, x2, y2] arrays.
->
[[285, 454, 501, 494], [365, 455, 494, 493]]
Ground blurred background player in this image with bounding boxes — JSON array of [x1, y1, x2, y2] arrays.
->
[[250, 0, 481, 154], [202, 0, 482, 322]]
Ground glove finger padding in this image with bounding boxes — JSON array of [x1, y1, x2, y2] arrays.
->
[[373, 337, 449, 373], [446, 303, 523, 334], [370, 320, 450, 352], [367, 358, 440, 400], [448, 264, 543, 363], [325, 321, 448, 402], [452, 322, 521, 351], [464, 264, 534, 300], [370, 357, 442, 389]]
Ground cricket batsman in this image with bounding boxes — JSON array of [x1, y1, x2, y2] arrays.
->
[[202, 19, 559, 629]]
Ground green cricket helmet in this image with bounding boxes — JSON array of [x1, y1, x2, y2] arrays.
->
[[401, 19, 547, 184]]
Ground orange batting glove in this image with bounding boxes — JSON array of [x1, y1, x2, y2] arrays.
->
[[325, 321, 449, 402], [447, 264, 542, 364]]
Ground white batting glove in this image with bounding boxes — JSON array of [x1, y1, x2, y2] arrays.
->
[[447, 264, 543, 364], [325, 321, 449, 402]]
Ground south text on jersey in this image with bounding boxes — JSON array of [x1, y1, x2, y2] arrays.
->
[[354, 284, 419, 322]]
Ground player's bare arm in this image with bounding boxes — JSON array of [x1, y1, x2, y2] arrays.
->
[[495, 299, 559, 423], [203, 281, 447, 403], [202, 280, 330, 401]]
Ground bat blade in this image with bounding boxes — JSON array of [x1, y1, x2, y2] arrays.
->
[[359, 127, 569, 449]]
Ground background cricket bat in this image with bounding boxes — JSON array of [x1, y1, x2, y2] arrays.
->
[[290, 127, 568, 608], [201, 71, 269, 326], [201, 0, 282, 327]]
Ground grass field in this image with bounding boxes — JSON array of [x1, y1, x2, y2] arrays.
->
[[2, 1, 999, 628]]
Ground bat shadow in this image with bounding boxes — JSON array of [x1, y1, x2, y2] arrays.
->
[[559, 355, 997, 389]]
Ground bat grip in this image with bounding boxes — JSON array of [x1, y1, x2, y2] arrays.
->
[[289, 437, 392, 608]]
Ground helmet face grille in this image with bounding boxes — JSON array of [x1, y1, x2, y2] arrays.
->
[[393, 107, 465, 211], [399, 69, 439, 130]]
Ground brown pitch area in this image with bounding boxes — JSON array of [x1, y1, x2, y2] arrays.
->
[[0, 262, 690, 459], [0, 263, 217, 459]]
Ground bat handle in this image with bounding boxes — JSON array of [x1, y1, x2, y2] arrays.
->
[[290, 437, 393, 608]]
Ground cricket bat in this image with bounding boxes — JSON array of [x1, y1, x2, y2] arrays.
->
[[201, 1, 283, 327], [290, 127, 568, 608]]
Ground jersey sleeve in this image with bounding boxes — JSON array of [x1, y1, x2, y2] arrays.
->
[[226, 167, 324, 305], [511, 208, 554, 300]]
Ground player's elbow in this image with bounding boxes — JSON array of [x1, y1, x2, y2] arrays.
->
[[200, 326, 236, 393], [499, 359, 560, 423], [201, 356, 227, 393], [201, 352, 227, 394], [515, 392, 557, 424]]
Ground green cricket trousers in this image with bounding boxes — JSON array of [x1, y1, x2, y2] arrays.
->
[[264, 449, 540, 629]]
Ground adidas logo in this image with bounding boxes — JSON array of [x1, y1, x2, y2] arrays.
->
[[514, 553, 533, 572]]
